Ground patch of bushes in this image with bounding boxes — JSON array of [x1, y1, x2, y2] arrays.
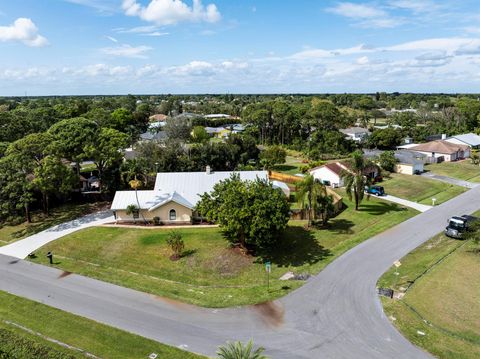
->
[[0, 328, 77, 358]]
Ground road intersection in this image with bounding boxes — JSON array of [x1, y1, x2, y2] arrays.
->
[[1, 185, 479, 358]]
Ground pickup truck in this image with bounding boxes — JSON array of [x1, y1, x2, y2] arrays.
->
[[445, 215, 479, 239], [365, 185, 385, 196]]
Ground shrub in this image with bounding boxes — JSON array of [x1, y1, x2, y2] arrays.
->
[[166, 231, 185, 260], [152, 216, 160, 225]]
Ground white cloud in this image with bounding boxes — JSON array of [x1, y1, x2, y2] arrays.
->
[[105, 35, 118, 43], [114, 25, 159, 33], [101, 44, 153, 58], [64, 0, 119, 13], [356, 56, 369, 65], [326, 2, 404, 28], [143, 31, 169, 36], [327, 2, 386, 19], [0, 18, 48, 47], [122, 0, 221, 26]]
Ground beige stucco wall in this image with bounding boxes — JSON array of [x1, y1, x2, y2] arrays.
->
[[395, 163, 414, 175], [114, 201, 192, 223]]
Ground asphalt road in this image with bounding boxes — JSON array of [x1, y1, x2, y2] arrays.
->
[[1, 185, 480, 358]]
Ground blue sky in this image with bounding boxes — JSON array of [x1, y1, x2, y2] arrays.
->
[[1, 0, 480, 95]]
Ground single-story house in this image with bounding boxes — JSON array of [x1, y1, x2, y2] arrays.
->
[[111, 168, 288, 224], [139, 130, 168, 143], [408, 140, 470, 162], [445, 133, 480, 149], [394, 150, 426, 175], [310, 160, 380, 188], [205, 126, 231, 139], [339, 127, 370, 142], [363, 149, 426, 175], [310, 162, 348, 188]]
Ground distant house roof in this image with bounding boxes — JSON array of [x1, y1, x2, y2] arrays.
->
[[139, 131, 168, 142], [204, 114, 231, 119], [394, 150, 426, 164], [340, 127, 370, 135], [149, 114, 168, 122], [446, 133, 480, 147], [410, 140, 469, 154], [324, 162, 347, 176]]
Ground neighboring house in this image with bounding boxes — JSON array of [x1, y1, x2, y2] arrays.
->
[[408, 140, 470, 162], [149, 114, 168, 122], [310, 162, 348, 188], [204, 114, 231, 119], [111, 168, 288, 224], [123, 147, 138, 161], [205, 126, 231, 139], [339, 127, 370, 142], [394, 150, 426, 175], [310, 160, 380, 188], [139, 130, 168, 143], [445, 133, 480, 149]]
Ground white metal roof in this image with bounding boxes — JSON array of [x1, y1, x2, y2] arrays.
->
[[447, 133, 480, 147], [153, 171, 269, 207], [111, 190, 195, 211]]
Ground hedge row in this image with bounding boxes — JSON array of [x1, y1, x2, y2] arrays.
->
[[0, 328, 77, 359]]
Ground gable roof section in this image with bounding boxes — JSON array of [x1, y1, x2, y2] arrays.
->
[[111, 190, 194, 211], [154, 171, 269, 207], [339, 127, 369, 135], [410, 140, 469, 154], [148, 191, 194, 211], [448, 133, 480, 147]]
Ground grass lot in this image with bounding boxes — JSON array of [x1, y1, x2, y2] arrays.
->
[[379, 229, 480, 358], [381, 173, 467, 205], [271, 155, 306, 175], [425, 160, 480, 182], [30, 195, 417, 307], [0, 290, 203, 358], [0, 203, 109, 246]]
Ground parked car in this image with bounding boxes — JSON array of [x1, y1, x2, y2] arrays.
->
[[365, 185, 385, 196], [445, 215, 478, 239]]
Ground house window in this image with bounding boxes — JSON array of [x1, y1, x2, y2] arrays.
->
[[169, 209, 176, 221]]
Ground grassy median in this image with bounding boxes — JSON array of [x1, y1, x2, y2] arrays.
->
[[0, 290, 203, 358], [379, 229, 480, 359]]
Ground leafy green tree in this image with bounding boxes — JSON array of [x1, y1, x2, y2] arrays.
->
[[216, 340, 268, 359], [164, 117, 191, 141], [196, 175, 290, 250], [456, 97, 480, 130], [84, 128, 129, 192], [471, 152, 480, 166], [191, 126, 210, 143], [341, 151, 372, 211], [378, 151, 397, 172], [259, 145, 286, 169], [32, 156, 77, 215], [296, 174, 327, 227], [0, 155, 35, 222], [368, 128, 403, 149], [48, 117, 97, 170], [306, 99, 343, 132]]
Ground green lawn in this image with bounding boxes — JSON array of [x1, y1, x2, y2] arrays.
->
[[0, 290, 203, 359], [379, 229, 480, 358], [271, 155, 306, 175], [29, 195, 417, 307], [381, 173, 467, 205], [425, 160, 480, 182], [0, 203, 109, 246]]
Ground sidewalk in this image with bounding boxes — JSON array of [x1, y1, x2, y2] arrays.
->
[[378, 194, 432, 212], [0, 211, 114, 259]]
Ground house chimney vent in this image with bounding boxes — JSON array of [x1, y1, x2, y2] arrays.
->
[[206, 165, 211, 174]]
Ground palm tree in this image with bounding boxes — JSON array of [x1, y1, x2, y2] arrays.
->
[[216, 340, 268, 359], [296, 174, 327, 227], [341, 151, 372, 211]]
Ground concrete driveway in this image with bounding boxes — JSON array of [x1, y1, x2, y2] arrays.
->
[[376, 194, 432, 212], [421, 172, 479, 189], [1, 186, 480, 358], [0, 211, 114, 259]]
